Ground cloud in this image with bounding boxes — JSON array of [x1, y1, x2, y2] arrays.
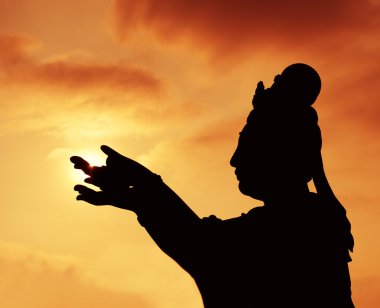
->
[[0, 34, 171, 139], [184, 116, 243, 147], [0, 240, 152, 308], [0, 34, 162, 94], [0, 33, 214, 139], [335, 67, 380, 127], [112, 0, 379, 57]]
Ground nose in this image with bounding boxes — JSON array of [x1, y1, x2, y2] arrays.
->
[[230, 148, 238, 167]]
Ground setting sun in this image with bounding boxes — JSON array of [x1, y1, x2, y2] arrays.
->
[[70, 150, 107, 182]]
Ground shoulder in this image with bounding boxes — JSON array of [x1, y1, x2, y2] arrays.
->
[[202, 205, 268, 223], [201, 205, 269, 234]]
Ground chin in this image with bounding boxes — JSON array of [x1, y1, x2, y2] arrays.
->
[[238, 181, 265, 201]]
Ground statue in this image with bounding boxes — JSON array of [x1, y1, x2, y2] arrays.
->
[[70, 63, 354, 307]]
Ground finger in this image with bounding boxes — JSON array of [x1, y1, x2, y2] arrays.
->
[[70, 156, 92, 175], [74, 184, 95, 194], [77, 191, 111, 206], [74, 185, 110, 206], [83, 171, 107, 188], [70, 156, 88, 166], [86, 166, 108, 187], [84, 177, 93, 184]]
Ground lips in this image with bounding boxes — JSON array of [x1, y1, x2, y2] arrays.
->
[[235, 169, 253, 182]]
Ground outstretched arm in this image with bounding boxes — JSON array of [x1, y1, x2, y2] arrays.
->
[[70, 145, 202, 269]]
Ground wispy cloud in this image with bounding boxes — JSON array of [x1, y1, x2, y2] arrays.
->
[[0, 34, 162, 94], [0, 240, 152, 308]]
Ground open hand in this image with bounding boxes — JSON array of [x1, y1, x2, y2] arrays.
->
[[70, 145, 159, 211]]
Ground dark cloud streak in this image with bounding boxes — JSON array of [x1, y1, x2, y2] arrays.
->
[[113, 0, 378, 55], [0, 34, 162, 94]]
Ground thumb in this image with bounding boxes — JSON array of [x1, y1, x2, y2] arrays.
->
[[100, 145, 122, 158], [101, 145, 134, 168]]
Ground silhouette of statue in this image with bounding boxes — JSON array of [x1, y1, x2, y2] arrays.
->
[[70, 63, 354, 307]]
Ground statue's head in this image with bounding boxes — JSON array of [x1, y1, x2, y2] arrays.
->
[[230, 64, 322, 200], [271, 63, 322, 106]]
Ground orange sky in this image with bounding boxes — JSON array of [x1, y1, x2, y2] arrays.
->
[[0, 0, 379, 307]]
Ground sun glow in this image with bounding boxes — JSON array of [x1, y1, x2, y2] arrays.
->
[[70, 149, 107, 183]]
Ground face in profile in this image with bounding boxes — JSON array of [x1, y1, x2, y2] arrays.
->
[[230, 74, 285, 200], [230, 122, 266, 200], [230, 115, 280, 200]]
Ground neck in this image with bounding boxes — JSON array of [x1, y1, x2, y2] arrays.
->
[[263, 182, 310, 207]]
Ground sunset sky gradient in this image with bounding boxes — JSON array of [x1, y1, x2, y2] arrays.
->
[[0, 0, 379, 307]]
